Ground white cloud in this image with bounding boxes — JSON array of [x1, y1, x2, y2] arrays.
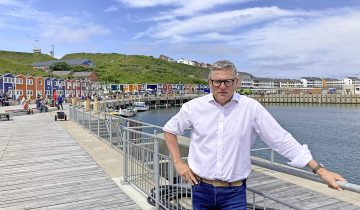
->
[[40, 23, 110, 43], [104, 5, 119, 12], [1, 1, 111, 43], [115, 0, 179, 8], [0, 0, 22, 7], [140, 7, 302, 41], [239, 8, 360, 76]]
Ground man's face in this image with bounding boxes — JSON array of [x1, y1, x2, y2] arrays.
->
[[208, 69, 238, 106]]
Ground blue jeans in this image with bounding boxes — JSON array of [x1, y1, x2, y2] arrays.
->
[[192, 181, 247, 210]]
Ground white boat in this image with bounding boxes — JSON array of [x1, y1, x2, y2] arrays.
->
[[133, 101, 149, 112], [110, 107, 136, 117], [119, 107, 136, 117]]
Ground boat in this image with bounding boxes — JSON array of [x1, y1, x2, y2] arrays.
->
[[133, 101, 149, 112], [118, 107, 136, 117], [109, 107, 136, 117]]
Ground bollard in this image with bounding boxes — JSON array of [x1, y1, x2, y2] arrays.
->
[[85, 98, 90, 112], [94, 96, 99, 114]]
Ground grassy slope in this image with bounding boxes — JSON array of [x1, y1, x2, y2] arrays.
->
[[0, 50, 209, 83], [0, 50, 53, 76], [62, 53, 209, 84]]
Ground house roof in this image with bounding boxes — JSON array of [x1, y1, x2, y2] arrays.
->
[[72, 72, 94, 77], [31, 59, 93, 67], [51, 71, 72, 76]]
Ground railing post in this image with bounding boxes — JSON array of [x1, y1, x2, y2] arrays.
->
[[153, 137, 160, 210], [122, 130, 128, 184], [89, 109, 91, 132], [82, 107, 85, 127], [97, 117, 100, 138], [76, 106, 80, 124], [69, 105, 72, 120], [271, 149, 274, 173], [109, 116, 113, 147]]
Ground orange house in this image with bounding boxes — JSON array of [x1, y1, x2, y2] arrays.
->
[[15, 74, 26, 100], [35, 76, 45, 98], [26, 76, 36, 100]]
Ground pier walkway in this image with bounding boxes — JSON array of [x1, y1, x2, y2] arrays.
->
[[1, 104, 359, 209], [0, 105, 141, 209]]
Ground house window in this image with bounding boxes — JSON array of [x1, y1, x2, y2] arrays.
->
[[45, 90, 50, 95], [27, 79, 33, 85], [16, 78, 23, 84], [16, 90, 23, 95], [27, 90, 33, 96], [47, 80, 51, 85], [54, 81, 58, 86], [38, 80, 42, 85], [36, 90, 42, 96]]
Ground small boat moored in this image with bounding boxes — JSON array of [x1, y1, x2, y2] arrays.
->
[[133, 101, 149, 112], [109, 107, 136, 117]]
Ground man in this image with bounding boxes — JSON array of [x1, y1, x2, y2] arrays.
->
[[163, 60, 346, 210], [57, 95, 63, 110]]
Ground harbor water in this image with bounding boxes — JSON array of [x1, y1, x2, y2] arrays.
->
[[133, 103, 360, 185]]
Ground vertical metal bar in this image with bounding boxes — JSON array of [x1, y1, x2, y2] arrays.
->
[[271, 149, 274, 173], [97, 117, 100, 138], [89, 109, 91, 132], [264, 197, 266, 210], [109, 116, 113, 147], [76, 106, 79, 124], [122, 130, 128, 184], [153, 137, 160, 210], [253, 192, 255, 210], [82, 107, 85, 127]]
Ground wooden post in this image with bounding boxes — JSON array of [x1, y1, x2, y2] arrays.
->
[[94, 96, 99, 113], [85, 98, 90, 112]]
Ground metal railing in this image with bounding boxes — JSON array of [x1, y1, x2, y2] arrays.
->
[[69, 105, 360, 210]]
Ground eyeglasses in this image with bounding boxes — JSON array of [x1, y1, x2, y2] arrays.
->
[[210, 79, 235, 87]]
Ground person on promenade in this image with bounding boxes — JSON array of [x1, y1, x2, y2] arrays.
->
[[57, 95, 63, 110], [163, 60, 346, 210]]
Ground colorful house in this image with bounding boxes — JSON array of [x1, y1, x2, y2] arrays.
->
[[35, 76, 45, 97], [2, 73, 15, 98], [58, 79, 65, 97], [162, 83, 173, 94], [26, 75, 36, 100], [15, 74, 26, 100], [44, 77, 53, 98], [65, 79, 74, 98]]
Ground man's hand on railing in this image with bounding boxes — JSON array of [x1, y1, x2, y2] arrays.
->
[[174, 159, 198, 185], [317, 168, 347, 191]]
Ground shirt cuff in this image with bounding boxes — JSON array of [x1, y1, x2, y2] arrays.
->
[[287, 144, 313, 168]]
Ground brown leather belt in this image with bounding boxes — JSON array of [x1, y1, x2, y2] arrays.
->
[[194, 174, 244, 187]]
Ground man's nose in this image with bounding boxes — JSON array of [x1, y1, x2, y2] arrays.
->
[[219, 82, 227, 89]]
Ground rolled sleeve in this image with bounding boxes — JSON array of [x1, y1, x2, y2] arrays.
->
[[287, 144, 313, 168], [163, 104, 192, 135]]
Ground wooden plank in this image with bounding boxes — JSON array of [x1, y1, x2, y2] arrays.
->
[[0, 113, 140, 209]]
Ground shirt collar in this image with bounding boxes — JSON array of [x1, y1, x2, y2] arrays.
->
[[206, 92, 241, 104]]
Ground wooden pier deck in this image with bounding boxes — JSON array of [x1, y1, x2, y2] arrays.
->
[[1, 105, 359, 210], [0, 111, 140, 209]]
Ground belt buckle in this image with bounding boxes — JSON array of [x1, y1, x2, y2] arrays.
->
[[213, 180, 227, 187]]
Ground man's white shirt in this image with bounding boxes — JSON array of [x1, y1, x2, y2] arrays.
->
[[163, 93, 312, 182]]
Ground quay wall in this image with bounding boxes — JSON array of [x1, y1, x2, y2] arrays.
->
[[77, 94, 360, 110], [250, 94, 360, 104]]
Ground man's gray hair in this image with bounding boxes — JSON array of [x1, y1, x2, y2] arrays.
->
[[209, 60, 238, 78]]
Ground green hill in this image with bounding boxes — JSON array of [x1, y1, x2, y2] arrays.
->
[[62, 53, 209, 84], [0, 50, 210, 84], [0, 50, 53, 76]]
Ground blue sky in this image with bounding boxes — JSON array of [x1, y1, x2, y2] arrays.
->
[[1, 0, 360, 79]]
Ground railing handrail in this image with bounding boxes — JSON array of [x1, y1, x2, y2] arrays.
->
[[69, 105, 360, 210]]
